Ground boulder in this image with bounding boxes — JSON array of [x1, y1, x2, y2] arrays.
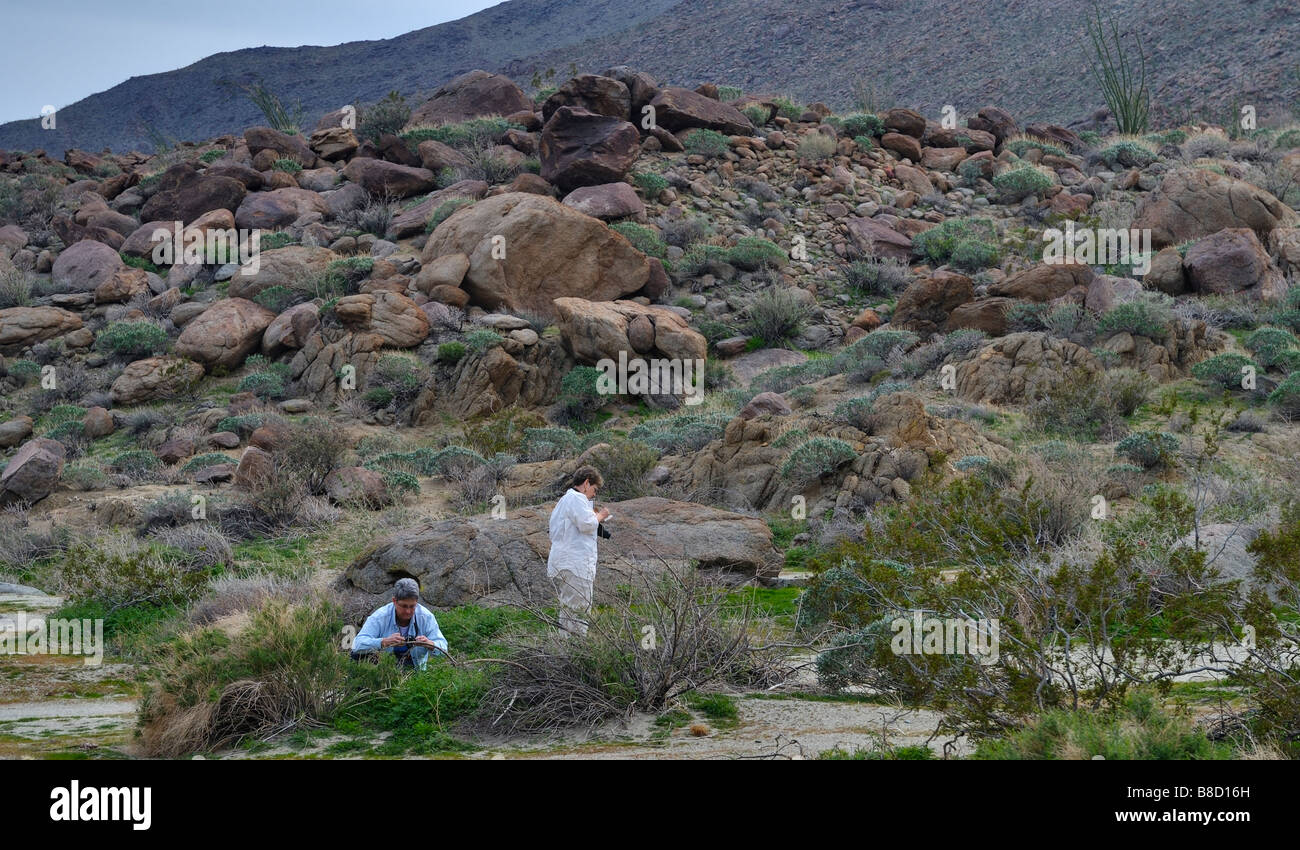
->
[[967, 106, 1019, 145], [309, 126, 359, 161], [416, 139, 471, 173], [228, 245, 336, 300], [956, 332, 1100, 403], [553, 297, 706, 365], [739, 392, 793, 420], [561, 182, 645, 220], [233, 446, 275, 489], [988, 260, 1093, 302], [845, 216, 913, 262], [243, 126, 318, 168], [324, 466, 391, 508], [334, 291, 431, 348], [234, 187, 330, 230], [421, 192, 649, 318], [1182, 228, 1288, 302], [341, 158, 436, 199], [647, 87, 754, 136], [341, 496, 779, 607], [174, 298, 277, 370], [1145, 246, 1186, 295], [51, 239, 123, 292], [1134, 168, 1298, 248], [110, 356, 205, 404], [0, 438, 65, 505], [140, 175, 246, 225], [404, 70, 532, 129], [540, 107, 641, 192], [414, 253, 470, 294], [261, 302, 321, 354], [945, 296, 1016, 336], [0, 306, 83, 355], [891, 270, 974, 334], [881, 133, 922, 162], [0, 416, 33, 448], [883, 108, 926, 138], [542, 74, 631, 122], [386, 180, 489, 239], [82, 407, 114, 438]]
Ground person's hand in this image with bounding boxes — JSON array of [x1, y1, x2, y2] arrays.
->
[[380, 632, 403, 648], [596, 507, 611, 521], [413, 635, 434, 648]]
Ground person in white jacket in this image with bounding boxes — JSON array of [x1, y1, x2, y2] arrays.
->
[[547, 466, 610, 636]]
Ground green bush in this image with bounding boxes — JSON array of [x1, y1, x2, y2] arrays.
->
[[437, 341, 467, 364], [610, 221, 668, 259], [684, 129, 730, 158], [1114, 431, 1179, 469], [1100, 140, 1157, 168], [400, 116, 515, 150], [843, 329, 919, 361], [1004, 137, 1069, 158], [1268, 372, 1300, 415], [741, 104, 770, 127], [993, 165, 1054, 200], [628, 413, 728, 454], [425, 198, 474, 233], [840, 113, 885, 138], [367, 353, 428, 407], [364, 387, 394, 409], [780, 437, 856, 485], [271, 158, 302, 174], [199, 149, 226, 163], [1191, 353, 1256, 389], [215, 414, 264, 437], [844, 258, 909, 295], [556, 366, 608, 425], [798, 133, 837, 161], [832, 396, 875, 430], [579, 438, 659, 500], [1096, 299, 1170, 339], [253, 285, 298, 313], [728, 236, 786, 271], [8, 359, 41, 383], [1244, 326, 1298, 368], [633, 172, 669, 196], [110, 449, 162, 478], [95, 320, 169, 358], [740, 287, 809, 345], [911, 218, 999, 269], [181, 453, 236, 474], [520, 427, 582, 462], [237, 371, 286, 401], [463, 328, 502, 354]]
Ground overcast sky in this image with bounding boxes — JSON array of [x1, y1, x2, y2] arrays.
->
[[1, 1, 502, 122]]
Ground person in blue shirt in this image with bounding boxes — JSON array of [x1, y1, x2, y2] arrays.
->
[[350, 578, 448, 671]]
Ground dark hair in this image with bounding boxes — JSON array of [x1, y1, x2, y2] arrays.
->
[[570, 465, 603, 489]]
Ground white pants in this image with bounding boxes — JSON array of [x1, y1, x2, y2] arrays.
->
[[551, 569, 593, 637]]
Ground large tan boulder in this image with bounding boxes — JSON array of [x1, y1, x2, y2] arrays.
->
[[341, 159, 436, 199], [110, 356, 205, 404], [227, 245, 336, 300], [234, 187, 329, 230], [647, 87, 754, 136], [553, 298, 706, 364], [421, 192, 649, 317], [0, 306, 83, 355], [334, 291, 430, 348], [988, 260, 1093, 302], [261, 302, 321, 355], [51, 239, 123, 292], [1133, 168, 1298, 248], [891, 270, 974, 334], [955, 332, 1100, 404], [175, 298, 276, 370]]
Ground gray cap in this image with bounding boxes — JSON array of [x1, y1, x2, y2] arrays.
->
[[393, 578, 420, 601]]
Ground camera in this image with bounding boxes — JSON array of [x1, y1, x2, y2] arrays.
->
[[597, 523, 612, 540]]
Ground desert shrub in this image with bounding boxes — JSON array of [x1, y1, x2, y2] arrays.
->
[[1191, 353, 1256, 389], [280, 417, 350, 493], [271, 158, 302, 174], [367, 353, 428, 408], [461, 408, 545, 457], [993, 165, 1054, 200], [729, 236, 786, 271], [579, 438, 659, 501], [741, 104, 769, 126], [610, 221, 668, 259], [1026, 367, 1146, 440], [1099, 140, 1158, 168], [832, 396, 875, 430], [520, 427, 582, 462], [215, 413, 265, 437], [1244, 326, 1298, 367], [780, 437, 856, 485], [152, 524, 234, 571], [750, 357, 837, 393], [109, 449, 162, 481], [740, 287, 809, 345], [252, 285, 298, 313], [95, 320, 169, 358], [424, 197, 473, 233], [629, 413, 728, 454], [684, 129, 730, 158], [843, 329, 919, 361], [1041, 302, 1093, 339], [841, 352, 885, 384], [815, 615, 959, 702], [942, 328, 987, 358], [633, 172, 669, 196], [1004, 136, 1069, 158], [8, 358, 41, 384], [798, 133, 837, 161], [1182, 131, 1229, 160], [401, 116, 516, 150], [56, 534, 208, 613], [460, 328, 502, 355], [181, 453, 236, 475], [660, 216, 713, 248], [911, 218, 1000, 270], [436, 341, 466, 364], [338, 193, 397, 238], [357, 91, 411, 142], [1095, 298, 1171, 339], [237, 371, 285, 401], [1114, 430, 1179, 469], [139, 597, 390, 757], [839, 113, 885, 138], [554, 366, 608, 426], [0, 264, 33, 308], [844, 258, 910, 295], [1269, 372, 1300, 415], [479, 567, 785, 734]]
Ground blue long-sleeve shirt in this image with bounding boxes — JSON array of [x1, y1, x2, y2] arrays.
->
[[352, 602, 448, 671]]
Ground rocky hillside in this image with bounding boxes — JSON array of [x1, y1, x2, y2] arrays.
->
[[2, 66, 1300, 758], [5, 0, 1299, 155]]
